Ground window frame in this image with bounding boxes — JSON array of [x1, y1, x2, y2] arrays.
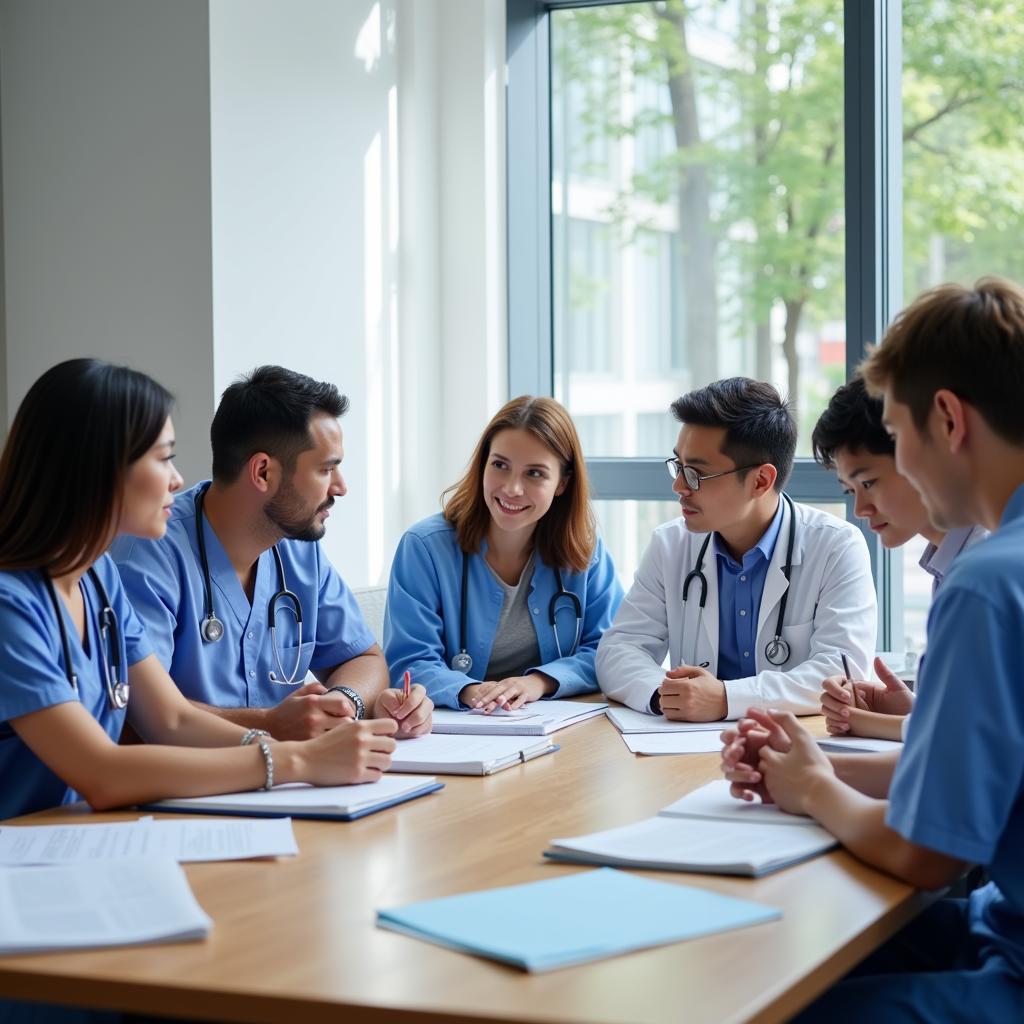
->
[[507, 0, 905, 648]]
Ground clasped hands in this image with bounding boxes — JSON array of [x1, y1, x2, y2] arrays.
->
[[720, 708, 834, 815], [659, 664, 728, 722]]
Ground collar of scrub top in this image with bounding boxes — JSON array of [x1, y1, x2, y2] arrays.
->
[[451, 548, 584, 674], [681, 491, 797, 668], [43, 568, 129, 711], [193, 483, 304, 685]]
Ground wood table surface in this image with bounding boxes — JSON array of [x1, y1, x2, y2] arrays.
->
[[0, 712, 929, 1024]]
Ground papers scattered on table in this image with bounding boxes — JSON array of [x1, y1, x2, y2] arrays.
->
[[390, 734, 557, 775], [144, 775, 443, 820], [431, 700, 607, 736], [0, 816, 298, 865], [545, 781, 836, 877], [605, 706, 724, 734], [377, 867, 779, 971], [817, 736, 903, 754], [0, 859, 211, 955], [621, 731, 724, 755]]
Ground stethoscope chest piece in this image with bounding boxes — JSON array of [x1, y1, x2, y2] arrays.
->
[[202, 615, 225, 643], [764, 636, 791, 667], [452, 650, 473, 674]]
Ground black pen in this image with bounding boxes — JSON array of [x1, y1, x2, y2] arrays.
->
[[841, 653, 852, 680]]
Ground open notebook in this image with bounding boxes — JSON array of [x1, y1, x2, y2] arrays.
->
[[545, 780, 836, 877], [390, 734, 557, 775], [430, 700, 607, 736], [144, 775, 442, 820]]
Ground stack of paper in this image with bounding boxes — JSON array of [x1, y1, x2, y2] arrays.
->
[[390, 734, 557, 775], [0, 859, 211, 955], [545, 780, 836, 877], [817, 736, 903, 754], [0, 817, 297, 864], [606, 706, 725, 734], [622, 731, 724, 755], [378, 867, 779, 971], [144, 774, 442, 820], [431, 700, 607, 736]]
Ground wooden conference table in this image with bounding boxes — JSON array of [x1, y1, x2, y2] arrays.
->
[[0, 710, 931, 1024]]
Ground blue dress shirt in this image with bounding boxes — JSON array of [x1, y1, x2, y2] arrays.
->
[[713, 498, 784, 680], [0, 555, 151, 818], [888, 483, 1024, 976], [110, 483, 375, 709], [384, 513, 624, 709]]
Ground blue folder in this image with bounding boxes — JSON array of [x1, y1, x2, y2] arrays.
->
[[377, 867, 780, 971]]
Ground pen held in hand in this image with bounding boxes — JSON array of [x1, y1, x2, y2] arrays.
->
[[841, 653, 851, 681], [403, 669, 411, 701]]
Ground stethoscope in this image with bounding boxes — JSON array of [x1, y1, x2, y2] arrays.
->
[[450, 550, 583, 674], [44, 569, 129, 711], [194, 485, 305, 685], [682, 492, 797, 668]]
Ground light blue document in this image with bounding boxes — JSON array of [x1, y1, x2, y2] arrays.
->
[[376, 867, 780, 971]]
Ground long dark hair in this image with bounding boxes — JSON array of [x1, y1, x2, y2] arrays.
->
[[0, 359, 175, 575]]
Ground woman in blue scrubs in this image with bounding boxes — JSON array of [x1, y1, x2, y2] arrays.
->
[[384, 396, 623, 711], [0, 359, 398, 824]]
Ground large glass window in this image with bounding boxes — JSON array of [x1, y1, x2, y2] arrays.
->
[[551, 1, 847, 458]]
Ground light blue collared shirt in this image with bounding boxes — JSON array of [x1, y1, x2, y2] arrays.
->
[[888, 484, 1024, 975], [383, 513, 624, 709], [0, 555, 151, 818], [713, 498, 784, 680], [110, 483, 375, 708]]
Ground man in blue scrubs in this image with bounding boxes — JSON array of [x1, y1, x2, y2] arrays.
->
[[723, 277, 1024, 1020], [112, 366, 432, 741]]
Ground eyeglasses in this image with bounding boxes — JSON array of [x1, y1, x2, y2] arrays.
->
[[664, 458, 759, 491]]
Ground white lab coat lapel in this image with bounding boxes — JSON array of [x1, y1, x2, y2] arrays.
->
[[756, 497, 801, 649], [680, 531, 719, 669]]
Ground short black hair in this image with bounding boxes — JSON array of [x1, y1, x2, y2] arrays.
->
[[211, 365, 349, 482], [670, 377, 796, 492], [812, 377, 894, 469]]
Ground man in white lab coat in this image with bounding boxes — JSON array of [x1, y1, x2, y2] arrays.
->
[[597, 377, 876, 721]]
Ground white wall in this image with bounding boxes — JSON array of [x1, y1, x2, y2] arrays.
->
[[0, 0, 507, 586], [0, 0, 216, 485]]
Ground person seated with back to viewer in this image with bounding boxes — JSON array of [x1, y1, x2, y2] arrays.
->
[[112, 365, 432, 741], [722, 277, 1024, 1022], [596, 377, 876, 722], [810, 376, 986, 742]]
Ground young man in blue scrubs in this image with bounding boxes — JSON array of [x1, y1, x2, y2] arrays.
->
[[112, 366, 432, 741], [596, 378, 876, 721], [724, 277, 1024, 1020], [811, 376, 986, 740]]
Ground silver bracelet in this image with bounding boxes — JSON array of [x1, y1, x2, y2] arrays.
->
[[256, 739, 274, 791], [240, 728, 271, 747]]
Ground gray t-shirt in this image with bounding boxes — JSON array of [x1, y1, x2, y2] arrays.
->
[[483, 556, 541, 680]]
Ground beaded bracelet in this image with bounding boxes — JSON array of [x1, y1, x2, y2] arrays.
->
[[240, 727, 271, 747], [256, 739, 274, 791]]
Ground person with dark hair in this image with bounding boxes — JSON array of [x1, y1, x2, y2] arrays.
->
[[812, 377, 986, 742], [384, 396, 622, 710], [722, 277, 1024, 1022], [0, 359, 397, 823], [597, 376, 876, 721], [111, 365, 432, 741]]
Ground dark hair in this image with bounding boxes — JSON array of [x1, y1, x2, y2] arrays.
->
[[670, 377, 796, 492], [0, 359, 174, 575], [443, 396, 596, 573], [211, 366, 349, 482], [812, 377, 894, 469], [862, 276, 1024, 442]]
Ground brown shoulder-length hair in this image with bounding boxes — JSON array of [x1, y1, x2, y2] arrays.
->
[[442, 396, 596, 573], [0, 358, 175, 576]]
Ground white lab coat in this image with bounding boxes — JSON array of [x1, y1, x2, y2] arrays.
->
[[596, 499, 876, 718]]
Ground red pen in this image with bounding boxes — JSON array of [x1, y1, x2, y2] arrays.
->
[[402, 670, 411, 701]]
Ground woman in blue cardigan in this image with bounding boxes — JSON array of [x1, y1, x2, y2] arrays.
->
[[385, 396, 623, 711]]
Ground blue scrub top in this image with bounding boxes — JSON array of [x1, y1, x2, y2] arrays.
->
[[0, 555, 151, 819], [109, 482, 376, 709], [383, 513, 624, 708], [888, 484, 1024, 974]]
